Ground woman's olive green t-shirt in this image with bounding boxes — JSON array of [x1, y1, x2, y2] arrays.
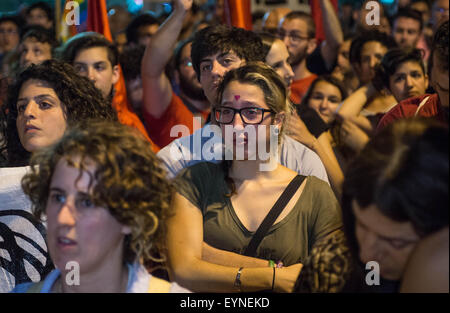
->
[[173, 162, 342, 266]]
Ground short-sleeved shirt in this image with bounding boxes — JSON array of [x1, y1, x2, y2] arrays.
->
[[143, 92, 209, 149], [376, 94, 448, 132], [290, 74, 318, 105], [173, 162, 342, 266]]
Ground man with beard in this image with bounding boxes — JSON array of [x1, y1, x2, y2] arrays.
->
[[142, 0, 209, 149], [278, 11, 318, 105]]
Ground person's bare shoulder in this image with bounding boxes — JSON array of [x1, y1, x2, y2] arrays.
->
[[400, 227, 449, 293]]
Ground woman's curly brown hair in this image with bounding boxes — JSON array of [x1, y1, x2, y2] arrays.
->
[[21, 120, 173, 265], [3, 59, 117, 166]]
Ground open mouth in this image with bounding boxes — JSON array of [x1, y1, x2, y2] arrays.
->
[[57, 236, 77, 249], [24, 125, 40, 133]]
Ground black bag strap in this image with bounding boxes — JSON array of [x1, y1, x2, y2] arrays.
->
[[243, 175, 306, 257]]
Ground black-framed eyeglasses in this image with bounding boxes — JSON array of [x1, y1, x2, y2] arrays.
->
[[277, 30, 309, 43], [214, 106, 274, 125]]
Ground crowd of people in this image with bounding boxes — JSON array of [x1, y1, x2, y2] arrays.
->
[[0, 0, 448, 293]]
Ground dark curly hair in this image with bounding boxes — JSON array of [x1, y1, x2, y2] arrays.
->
[[3, 59, 117, 166], [20, 24, 58, 50], [59, 32, 119, 66], [191, 25, 265, 81], [431, 20, 449, 71], [349, 30, 397, 65], [342, 118, 449, 262], [21, 120, 173, 265]]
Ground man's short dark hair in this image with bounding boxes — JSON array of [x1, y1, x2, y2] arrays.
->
[[125, 13, 160, 45], [119, 45, 145, 81], [374, 48, 426, 91], [60, 32, 119, 66], [349, 30, 397, 64], [191, 25, 265, 80], [393, 8, 424, 30], [26, 1, 53, 22], [21, 25, 58, 50], [282, 11, 316, 39], [0, 15, 20, 29]]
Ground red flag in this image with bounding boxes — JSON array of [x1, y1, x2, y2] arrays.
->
[[223, 0, 252, 30], [87, 0, 112, 40], [86, 0, 158, 151], [310, 0, 338, 44]]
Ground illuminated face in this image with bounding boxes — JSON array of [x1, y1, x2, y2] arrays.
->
[[265, 39, 294, 88], [26, 8, 52, 29], [0, 21, 19, 53], [388, 61, 428, 102], [16, 79, 67, 152], [46, 157, 130, 276], [199, 50, 244, 105], [411, 2, 431, 24], [393, 17, 421, 49], [279, 18, 313, 67], [73, 47, 119, 99], [355, 41, 388, 85], [307, 81, 342, 124], [217, 81, 282, 160], [19, 37, 52, 68], [353, 201, 420, 281]]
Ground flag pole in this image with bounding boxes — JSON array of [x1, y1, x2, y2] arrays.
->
[[55, 0, 61, 41]]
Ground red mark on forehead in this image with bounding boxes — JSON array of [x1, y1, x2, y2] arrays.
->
[[234, 95, 240, 101]]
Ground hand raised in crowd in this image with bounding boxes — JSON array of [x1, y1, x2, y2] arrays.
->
[[174, 0, 193, 13], [284, 110, 317, 150], [337, 115, 370, 152]]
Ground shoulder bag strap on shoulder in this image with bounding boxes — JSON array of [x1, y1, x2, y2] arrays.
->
[[243, 175, 306, 257]]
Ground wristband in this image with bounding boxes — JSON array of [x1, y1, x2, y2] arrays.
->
[[234, 267, 243, 292]]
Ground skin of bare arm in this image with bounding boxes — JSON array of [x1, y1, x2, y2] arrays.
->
[[141, 0, 192, 118], [319, 0, 344, 71], [400, 227, 449, 293], [284, 111, 344, 199], [337, 83, 377, 119], [166, 191, 303, 292]]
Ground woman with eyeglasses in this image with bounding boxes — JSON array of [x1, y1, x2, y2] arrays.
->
[[166, 62, 342, 292]]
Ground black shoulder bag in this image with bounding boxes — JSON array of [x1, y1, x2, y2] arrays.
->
[[243, 175, 306, 257]]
